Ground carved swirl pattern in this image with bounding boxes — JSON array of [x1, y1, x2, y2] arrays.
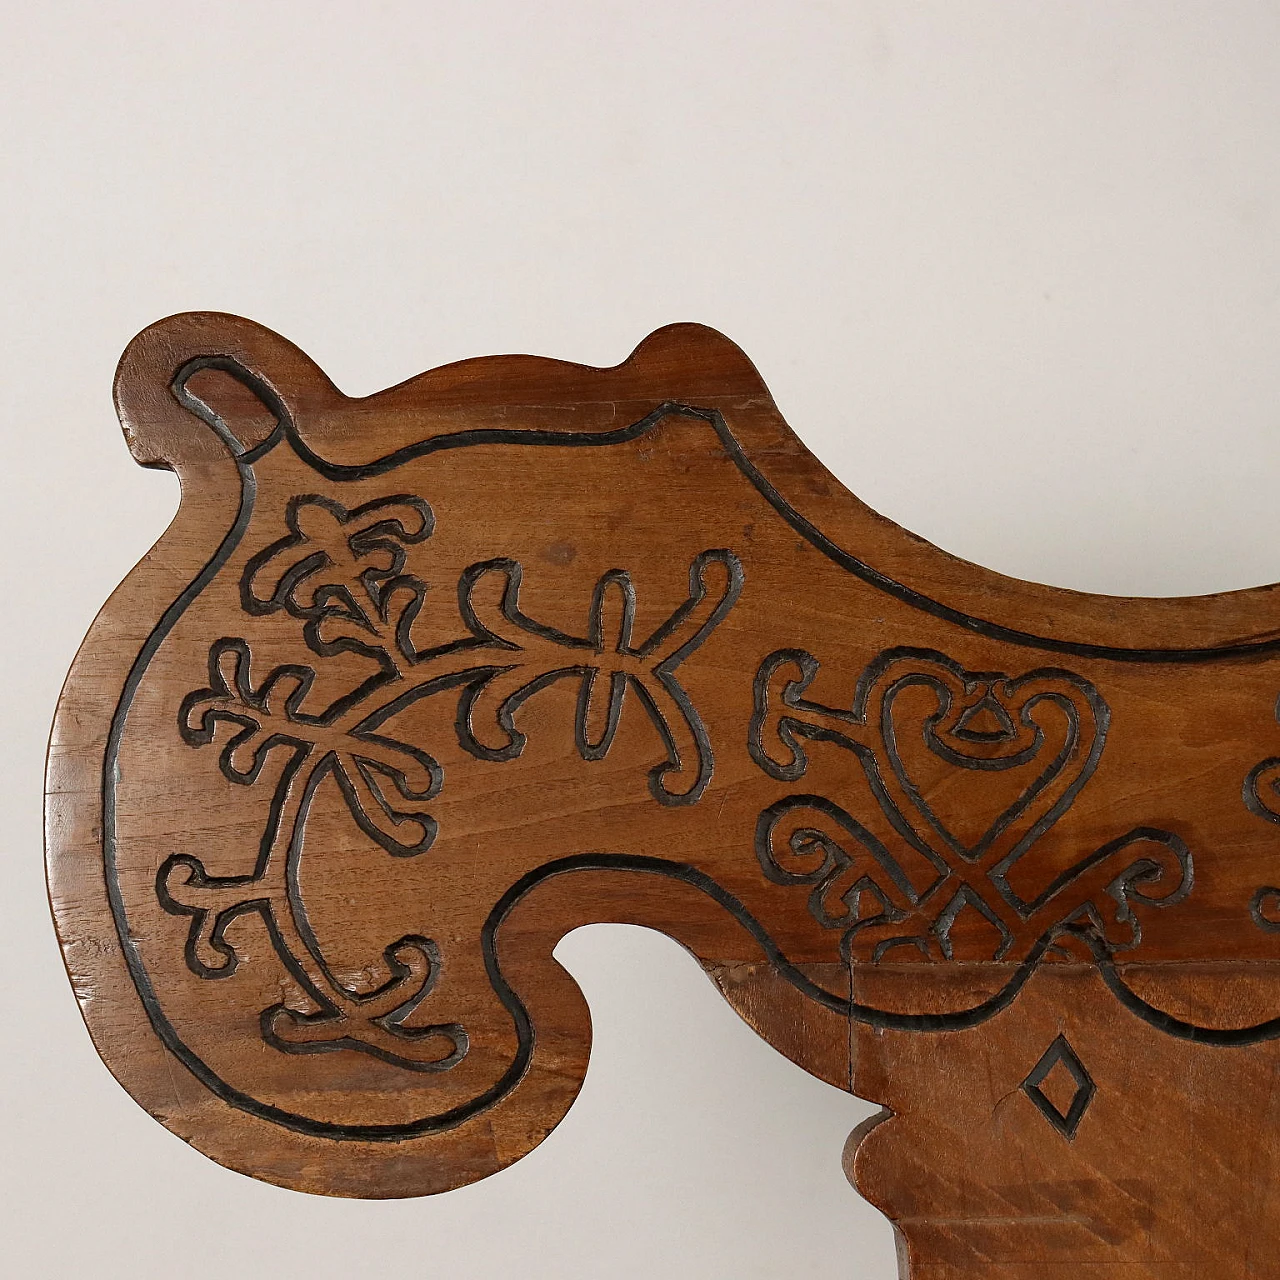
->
[[749, 646, 1194, 965], [1243, 723, 1280, 934], [158, 491, 743, 1071]]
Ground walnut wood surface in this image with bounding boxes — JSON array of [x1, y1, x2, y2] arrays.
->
[[46, 313, 1280, 1275]]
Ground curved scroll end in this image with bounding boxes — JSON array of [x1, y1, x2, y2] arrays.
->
[[641, 548, 745, 806], [1245, 756, 1280, 825], [749, 648, 825, 782], [113, 311, 334, 471], [1253, 887, 1280, 932], [261, 936, 470, 1074], [138, 865, 604, 1198]]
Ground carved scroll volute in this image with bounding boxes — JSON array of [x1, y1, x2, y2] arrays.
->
[[46, 314, 1280, 1271]]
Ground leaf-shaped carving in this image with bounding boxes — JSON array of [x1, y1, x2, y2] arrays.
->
[[244, 493, 434, 618], [179, 640, 315, 781], [453, 548, 744, 805], [180, 637, 442, 853]]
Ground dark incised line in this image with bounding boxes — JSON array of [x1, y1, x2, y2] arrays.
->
[[174, 349, 1280, 662], [686, 407, 1280, 665], [102, 363, 1280, 1148], [172, 356, 289, 461], [261, 393, 1280, 663]]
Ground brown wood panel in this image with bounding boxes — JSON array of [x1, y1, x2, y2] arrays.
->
[[46, 314, 1280, 1272]]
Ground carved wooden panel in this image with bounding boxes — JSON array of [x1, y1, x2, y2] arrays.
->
[[47, 313, 1280, 1275]]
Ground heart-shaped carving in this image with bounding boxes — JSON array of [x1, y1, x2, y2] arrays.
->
[[850, 648, 1110, 915]]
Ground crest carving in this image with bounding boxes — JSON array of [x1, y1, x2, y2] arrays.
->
[[47, 314, 1280, 1261]]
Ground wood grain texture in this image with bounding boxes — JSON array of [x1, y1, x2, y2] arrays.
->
[[46, 313, 1280, 1274]]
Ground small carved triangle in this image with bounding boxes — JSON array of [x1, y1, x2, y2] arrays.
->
[[953, 690, 1017, 743]]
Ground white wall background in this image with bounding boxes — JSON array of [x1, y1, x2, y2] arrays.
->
[[4, 4, 1280, 1277]]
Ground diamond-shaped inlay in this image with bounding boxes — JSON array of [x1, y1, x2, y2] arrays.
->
[[1021, 1034, 1096, 1140]]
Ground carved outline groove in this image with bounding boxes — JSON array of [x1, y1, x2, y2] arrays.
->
[[749, 645, 1195, 966], [157, 488, 742, 1071], [1240, 695, 1280, 936], [102, 365, 1280, 1145]]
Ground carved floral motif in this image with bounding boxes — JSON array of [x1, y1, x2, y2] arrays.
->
[[750, 646, 1194, 965], [159, 491, 742, 1069]]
